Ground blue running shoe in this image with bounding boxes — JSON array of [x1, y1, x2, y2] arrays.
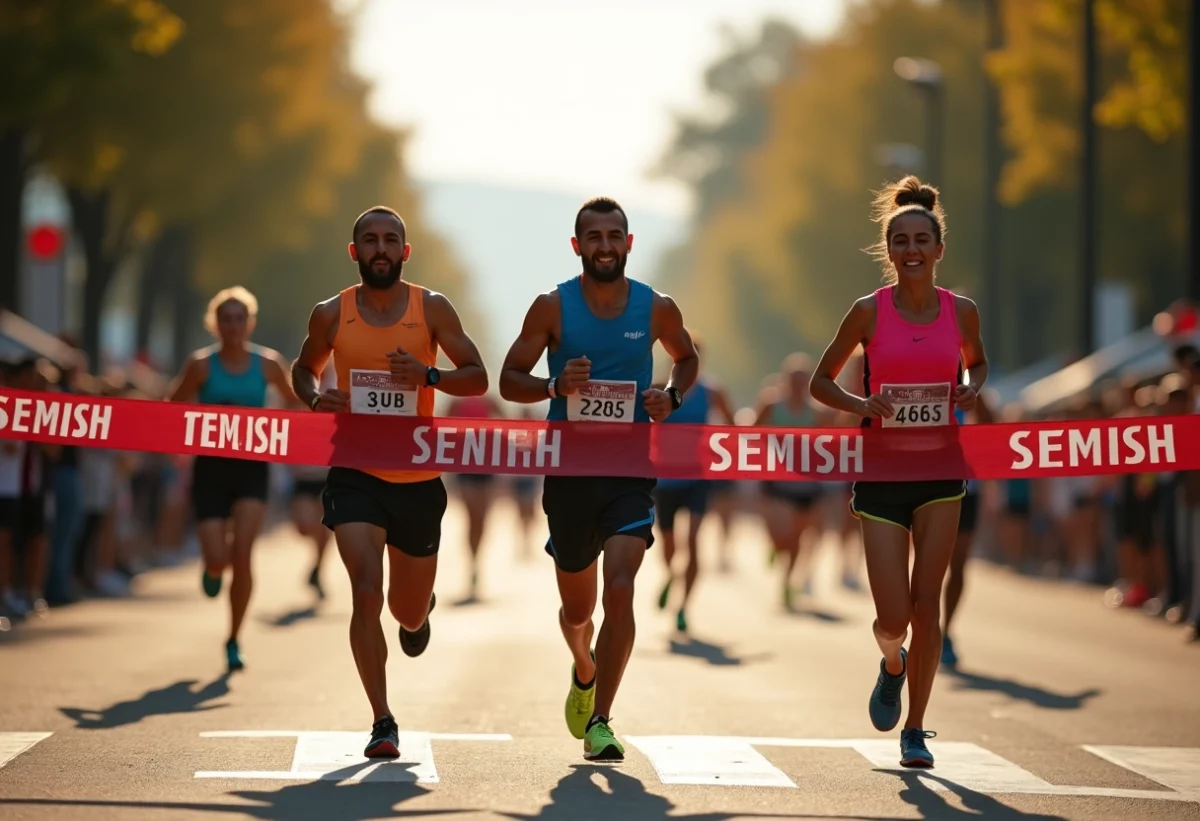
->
[[941, 635, 958, 667], [869, 647, 907, 732], [900, 728, 936, 768], [225, 639, 244, 672]]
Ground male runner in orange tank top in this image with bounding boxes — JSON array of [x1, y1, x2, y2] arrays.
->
[[291, 206, 489, 759]]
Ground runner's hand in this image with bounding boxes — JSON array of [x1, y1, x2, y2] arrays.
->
[[386, 348, 426, 386], [557, 356, 591, 395], [858, 394, 894, 419], [642, 388, 672, 422], [954, 384, 977, 412], [313, 389, 349, 412]]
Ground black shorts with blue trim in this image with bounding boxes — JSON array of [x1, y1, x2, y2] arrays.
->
[[850, 479, 966, 531], [543, 475, 656, 573]]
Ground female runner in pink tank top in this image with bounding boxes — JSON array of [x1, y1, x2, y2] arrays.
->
[[809, 176, 988, 769]]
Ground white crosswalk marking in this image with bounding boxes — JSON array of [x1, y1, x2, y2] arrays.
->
[[0, 733, 52, 770], [627, 736, 1200, 802], [625, 736, 795, 787], [1083, 746, 1200, 799], [194, 730, 512, 783]]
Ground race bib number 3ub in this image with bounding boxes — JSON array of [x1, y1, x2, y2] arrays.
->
[[880, 382, 952, 428], [567, 380, 637, 423], [349, 369, 417, 416]]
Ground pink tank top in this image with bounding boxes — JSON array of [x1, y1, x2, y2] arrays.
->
[[863, 285, 962, 427]]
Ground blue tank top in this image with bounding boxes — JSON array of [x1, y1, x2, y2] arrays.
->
[[198, 350, 268, 408], [658, 383, 710, 489], [547, 276, 654, 422]]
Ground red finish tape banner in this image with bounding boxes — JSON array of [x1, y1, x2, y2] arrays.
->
[[0, 389, 1193, 481]]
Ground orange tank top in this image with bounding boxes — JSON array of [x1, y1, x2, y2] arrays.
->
[[333, 282, 440, 483]]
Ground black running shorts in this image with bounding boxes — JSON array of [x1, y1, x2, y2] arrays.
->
[[293, 477, 327, 499], [543, 476, 656, 573], [850, 479, 966, 532], [958, 488, 979, 533], [321, 467, 447, 558], [192, 456, 270, 522], [653, 481, 710, 533]]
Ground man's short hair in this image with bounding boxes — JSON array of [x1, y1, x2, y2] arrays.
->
[[575, 197, 628, 238], [352, 206, 406, 243]]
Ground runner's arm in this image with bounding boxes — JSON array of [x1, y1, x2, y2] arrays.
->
[[499, 294, 557, 403], [709, 383, 737, 425], [263, 350, 302, 407], [168, 354, 205, 403], [426, 292, 488, 397], [653, 294, 699, 397], [810, 297, 875, 415], [292, 299, 339, 409], [957, 295, 989, 393]]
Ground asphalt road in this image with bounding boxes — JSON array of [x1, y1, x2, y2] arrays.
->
[[1, 494, 1198, 821]]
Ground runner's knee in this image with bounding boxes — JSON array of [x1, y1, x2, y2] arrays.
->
[[350, 577, 384, 616], [910, 594, 941, 630]]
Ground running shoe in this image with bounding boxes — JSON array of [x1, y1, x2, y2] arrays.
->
[[564, 650, 596, 739], [900, 728, 936, 768], [308, 566, 324, 600], [940, 635, 958, 667], [225, 639, 244, 672], [399, 592, 436, 658], [202, 569, 222, 598], [365, 715, 400, 758], [675, 608, 688, 634], [869, 647, 907, 732], [583, 717, 624, 761]]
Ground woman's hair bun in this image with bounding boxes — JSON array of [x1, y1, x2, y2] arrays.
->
[[892, 175, 937, 211]]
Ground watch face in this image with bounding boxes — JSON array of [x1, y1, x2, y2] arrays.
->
[[428, 368, 440, 385]]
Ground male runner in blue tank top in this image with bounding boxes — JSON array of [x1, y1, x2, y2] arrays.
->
[[500, 197, 699, 761]]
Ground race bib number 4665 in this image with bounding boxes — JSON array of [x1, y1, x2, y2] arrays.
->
[[567, 380, 637, 423], [350, 369, 417, 416], [880, 382, 952, 428]]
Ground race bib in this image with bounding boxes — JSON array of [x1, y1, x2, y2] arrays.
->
[[880, 382, 952, 428], [566, 380, 637, 423], [349, 369, 417, 416]]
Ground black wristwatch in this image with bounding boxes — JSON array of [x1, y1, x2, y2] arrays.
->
[[666, 386, 683, 410], [425, 367, 441, 387]]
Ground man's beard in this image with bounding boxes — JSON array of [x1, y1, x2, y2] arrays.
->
[[359, 256, 403, 289], [581, 252, 626, 283]]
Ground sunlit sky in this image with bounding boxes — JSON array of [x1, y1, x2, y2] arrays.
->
[[345, 0, 845, 218]]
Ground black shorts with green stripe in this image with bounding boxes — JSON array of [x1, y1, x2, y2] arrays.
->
[[850, 479, 966, 531]]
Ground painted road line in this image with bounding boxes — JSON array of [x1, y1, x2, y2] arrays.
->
[[0, 733, 52, 770], [1082, 745, 1200, 798], [195, 730, 512, 783]]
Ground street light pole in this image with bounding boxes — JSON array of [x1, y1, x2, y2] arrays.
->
[[1188, 0, 1200, 300], [1080, 0, 1097, 356], [894, 57, 946, 187], [983, 0, 1004, 363]]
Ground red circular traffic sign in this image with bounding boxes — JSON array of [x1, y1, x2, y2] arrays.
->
[[27, 225, 65, 261]]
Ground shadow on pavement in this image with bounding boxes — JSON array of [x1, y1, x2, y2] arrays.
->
[[263, 606, 321, 628], [58, 673, 232, 729], [889, 770, 1069, 820], [500, 764, 799, 821], [667, 636, 773, 667], [784, 606, 848, 624], [0, 763, 467, 821], [942, 667, 1101, 711]]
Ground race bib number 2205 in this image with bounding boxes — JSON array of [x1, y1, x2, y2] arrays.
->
[[566, 380, 637, 423]]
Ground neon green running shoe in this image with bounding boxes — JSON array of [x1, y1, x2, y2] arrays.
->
[[583, 718, 624, 761], [564, 652, 595, 739]]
